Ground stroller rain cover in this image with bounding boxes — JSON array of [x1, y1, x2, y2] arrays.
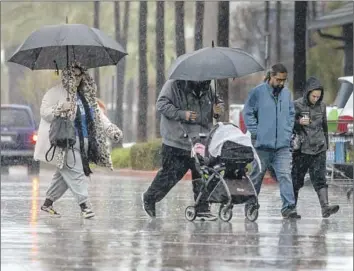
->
[[207, 122, 261, 170]]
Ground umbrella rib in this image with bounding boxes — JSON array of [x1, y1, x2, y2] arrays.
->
[[88, 28, 116, 65], [231, 48, 264, 69], [217, 49, 238, 77], [31, 47, 44, 70]]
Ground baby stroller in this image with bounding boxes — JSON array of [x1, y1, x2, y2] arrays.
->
[[181, 122, 261, 222]]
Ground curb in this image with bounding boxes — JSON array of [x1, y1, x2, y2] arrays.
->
[[92, 167, 277, 184]]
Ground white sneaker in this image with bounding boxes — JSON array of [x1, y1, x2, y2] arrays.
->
[[41, 205, 61, 217], [81, 208, 95, 219]]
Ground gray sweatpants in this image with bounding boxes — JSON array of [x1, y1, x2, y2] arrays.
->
[[46, 138, 89, 205]]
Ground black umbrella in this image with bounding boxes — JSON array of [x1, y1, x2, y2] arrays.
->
[[168, 42, 264, 81], [7, 23, 128, 70]]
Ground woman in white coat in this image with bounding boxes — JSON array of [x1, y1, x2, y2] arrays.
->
[[34, 62, 123, 219]]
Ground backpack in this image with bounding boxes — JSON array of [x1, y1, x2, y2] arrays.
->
[[45, 115, 77, 168]]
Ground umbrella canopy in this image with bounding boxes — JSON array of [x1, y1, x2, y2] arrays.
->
[[7, 23, 127, 70], [168, 46, 264, 81]]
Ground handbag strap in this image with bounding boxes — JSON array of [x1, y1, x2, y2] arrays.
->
[[64, 139, 76, 169], [45, 145, 56, 162]]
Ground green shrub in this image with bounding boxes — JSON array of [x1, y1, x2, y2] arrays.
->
[[130, 139, 162, 170], [111, 147, 131, 169]]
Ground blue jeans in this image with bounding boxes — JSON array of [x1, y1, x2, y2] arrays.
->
[[250, 147, 296, 213]]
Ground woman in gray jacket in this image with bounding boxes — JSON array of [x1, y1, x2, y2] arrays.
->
[[292, 76, 339, 218]]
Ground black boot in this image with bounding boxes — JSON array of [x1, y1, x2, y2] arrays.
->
[[141, 192, 156, 218], [317, 187, 339, 218], [293, 190, 301, 219], [294, 191, 299, 206]]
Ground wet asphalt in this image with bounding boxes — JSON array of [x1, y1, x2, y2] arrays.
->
[[1, 167, 353, 271]]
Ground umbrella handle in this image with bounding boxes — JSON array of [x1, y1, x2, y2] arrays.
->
[[53, 60, 59, 75], [213, 79, 220, 120]]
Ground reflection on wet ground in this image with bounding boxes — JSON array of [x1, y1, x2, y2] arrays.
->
[[1, 169, 353, 270]]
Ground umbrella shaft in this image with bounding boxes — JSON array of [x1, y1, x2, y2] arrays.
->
[[66, 45, 69, 67]]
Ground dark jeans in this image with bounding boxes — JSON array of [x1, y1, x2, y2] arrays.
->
[[291, 151, 327, 195], [144, 144, 209, 212]]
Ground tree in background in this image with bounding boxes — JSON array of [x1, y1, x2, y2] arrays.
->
[[175, 1, 186, 57], [316, 26, 353, 77], [1, 2, 203, 142], [137, 1, 148, 142], [155, 1, 165, 138], [114, 2, 130, 131], [342, 23, 353, 76], [194, 1, 204, 50], [275, 1, 282, 63], [264, 1, 270, 68], [313, 1, 353, 77], [217, 1, 230, 121], [293, 1, 307, 99], [93, 1, 100, 97]]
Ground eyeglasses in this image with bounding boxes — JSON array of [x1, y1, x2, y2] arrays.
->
[[273, 77, 287, 83]]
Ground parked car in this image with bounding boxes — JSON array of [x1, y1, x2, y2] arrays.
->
[[1, 104, 40, 174]]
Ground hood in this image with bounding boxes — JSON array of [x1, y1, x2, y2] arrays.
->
[[61, 61, 97, 96], [304, 76, 324, 104], [182, 80, 211, 97]]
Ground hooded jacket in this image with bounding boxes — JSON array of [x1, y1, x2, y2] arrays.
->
[[293, 76, 328, 155], [157, 79, 224, 151]]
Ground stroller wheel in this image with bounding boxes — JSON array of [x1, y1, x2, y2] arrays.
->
[[246, 205, 259, 222], [185, 206, 197, 221], [219, 204, 233, 222]]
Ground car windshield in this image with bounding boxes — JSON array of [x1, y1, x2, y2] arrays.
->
[[1, 108, 32, 127]]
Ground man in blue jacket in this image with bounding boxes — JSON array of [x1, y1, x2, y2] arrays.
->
[[243, 63, 300, 219]]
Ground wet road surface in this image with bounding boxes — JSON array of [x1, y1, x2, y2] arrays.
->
[[1, 167, 353, 271]]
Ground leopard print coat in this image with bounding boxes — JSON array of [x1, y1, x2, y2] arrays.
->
[[53, 61, 123, 170]]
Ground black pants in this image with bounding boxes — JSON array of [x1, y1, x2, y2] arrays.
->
[[144, 144, 209, 212], [291, 151, 328, 195]]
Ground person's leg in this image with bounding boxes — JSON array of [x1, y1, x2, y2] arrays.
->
[[250, 149, 272, 195], [268, 166, 277, 181], [309, 151, 339, 218], [189, 158, 217, 221], [291, 152, 311, 206], [41, 169, 69, 216], [60, 147, 94, 219], [190, 164, 203, 204], [142, 145, 189, 217], [272, 147, 298, 218], [245, 149, 272, 216]]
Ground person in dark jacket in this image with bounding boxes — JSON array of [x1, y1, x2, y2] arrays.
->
[[243, 63, 299, 219], [142, 79, 224, 221], [292, 76, 339, 218]]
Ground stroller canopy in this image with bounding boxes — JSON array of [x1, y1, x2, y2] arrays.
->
[[207, 122, 261, 169]]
